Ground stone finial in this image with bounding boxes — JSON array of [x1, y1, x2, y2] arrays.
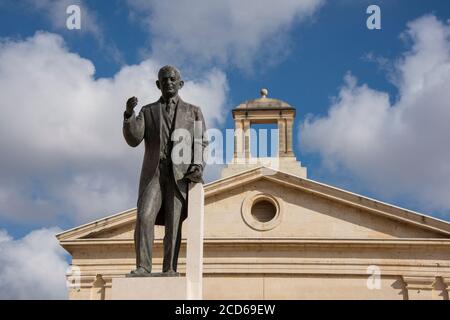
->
[[260, 88, 268, 98]]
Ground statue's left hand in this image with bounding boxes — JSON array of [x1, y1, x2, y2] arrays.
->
[[184, 165, 203, 183]]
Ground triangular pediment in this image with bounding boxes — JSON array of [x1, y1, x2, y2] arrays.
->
[[57, 166, 450, 245], [202, 167, 450, 239]]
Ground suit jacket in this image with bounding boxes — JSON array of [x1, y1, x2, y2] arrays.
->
[[123, 96, 208, 225]]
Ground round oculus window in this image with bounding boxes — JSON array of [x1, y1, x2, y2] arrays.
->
[[241, 193, 283, 231], [251, 199, 277, 223]]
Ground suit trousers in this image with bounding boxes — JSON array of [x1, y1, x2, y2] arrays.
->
[[134, 158, 185, 273]]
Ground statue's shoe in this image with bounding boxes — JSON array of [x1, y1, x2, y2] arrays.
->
[[161, 270, 180, 277], [126, 267, 151, 277], [147, 270, 180, 277]]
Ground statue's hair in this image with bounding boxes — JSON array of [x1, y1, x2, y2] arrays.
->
[[158, 65, 182, 80]]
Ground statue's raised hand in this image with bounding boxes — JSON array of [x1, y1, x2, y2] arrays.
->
[[126, 96, 138, 115]]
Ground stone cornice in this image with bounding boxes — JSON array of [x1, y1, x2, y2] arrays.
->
[[60, 237, 450, 251], [56, 208, 136, 241]]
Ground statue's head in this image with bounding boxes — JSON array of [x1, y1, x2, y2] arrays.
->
[[156, 65, 184, 99]]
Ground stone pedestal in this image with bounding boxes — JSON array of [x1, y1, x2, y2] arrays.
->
[[112, 277, 186, 300], [111, 183, 204, 300]]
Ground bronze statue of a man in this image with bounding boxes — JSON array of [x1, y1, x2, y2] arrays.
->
[[123, 65, 208, 277]]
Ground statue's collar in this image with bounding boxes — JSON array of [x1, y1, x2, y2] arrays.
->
[[160, 95, 180, 106]]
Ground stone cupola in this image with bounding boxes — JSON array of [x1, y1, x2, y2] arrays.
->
[[221, 89, 307, 178]]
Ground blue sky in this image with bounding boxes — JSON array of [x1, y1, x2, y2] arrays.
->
[[0, 0, 449, 298]]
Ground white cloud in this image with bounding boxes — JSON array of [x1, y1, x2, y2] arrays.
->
[[127, 0, 324, 71], [0, 230, 11, 243], [300, 15, 450, 215], [0, 31, 228, 225], [0, 228, 69, 299], [20, 0, 124, 64]]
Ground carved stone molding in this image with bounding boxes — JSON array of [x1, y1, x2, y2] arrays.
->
[[402, 276, 447, 300]]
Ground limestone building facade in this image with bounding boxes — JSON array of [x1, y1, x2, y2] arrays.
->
[[57, 90, 450, 300]]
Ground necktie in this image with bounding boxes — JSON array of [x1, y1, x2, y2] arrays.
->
[[161, 99, 174, 159], [166, 100, 174, 121]]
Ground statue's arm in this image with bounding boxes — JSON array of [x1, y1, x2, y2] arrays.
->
[[123, 108, 145, 147], [197, 106, 209, 170], [184, 106, 208, 183]]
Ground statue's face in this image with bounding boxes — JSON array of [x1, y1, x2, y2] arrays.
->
[[156, 69, 184, 98]]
